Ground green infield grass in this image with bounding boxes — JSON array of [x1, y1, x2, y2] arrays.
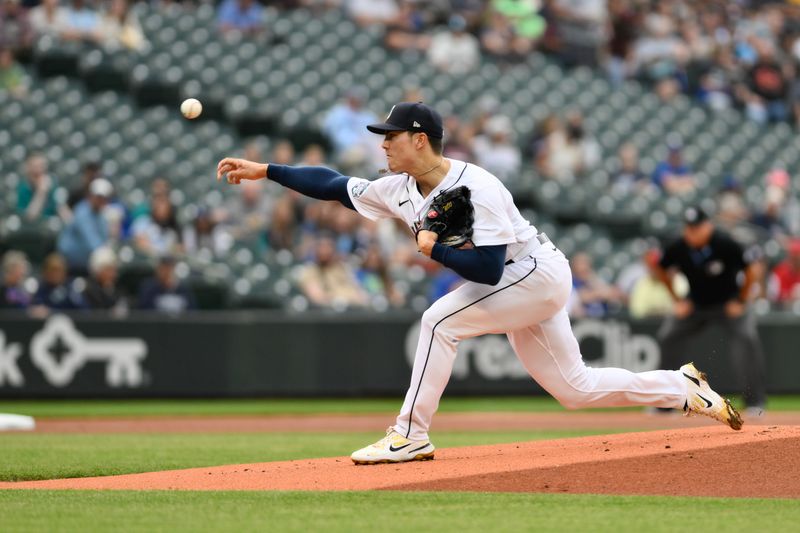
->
[[1, 395, 797, 418], [0, 429, 618, 482], [0, 490, 797, 533]]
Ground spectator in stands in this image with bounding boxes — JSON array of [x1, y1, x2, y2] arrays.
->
[[564, 109, 600, 170], [655, 206, 766, 413], [330, 202, 368, 256], [605, 0, 639, 86], [629, 9, 688, 97], [66, 162, 129, 243], [345, 0, 399, 27], [29, 0, 68, 39], [299, 143, 327, 167], [216, 0, 264, 36], [769, 238, 800, 307], [441, 115, 474, 162], [100, 0, 147, 52], [742, 39, 792, 124], [384, 0, 431, 52], [568, 252, 624, 318], [428, 14, 480, 75], [32, 252, 86, 310], [0, 0, 34, 56], [83, 246, 127, 314], [527, 113, 559, 161], [62, 0, 104, 44], [270, 139, 296, 166], [57, 177, 113, 274], [356, 244, 404, 308], [628, 248, 688, 319], [264, 195, 297, 252], [0, 251, 31, 310], [696, 45, 739, 111], [67, 160, 102, 208], [16, 152, 70, 222], [750, 169, 791, 240], [131, 194, 183, 258], [131, 177, 170, 221], [535, 111, 599, 183], [449, 0, 484, 30], [469, 94, 499, 139], [714, 176, 753, 240], [182, 206, 232, 258], [472, 115, 521, 184], [297, 233, 368, 309], [0, 46, 28, 99], [137, 254, 196, 313], [611, 142, 647, 195], [222, 179, 272, 243], [480, 7, 539, 64], [651, 139, 695, 196], [322, 87, 381, 173], [549, 0, 608, 67]]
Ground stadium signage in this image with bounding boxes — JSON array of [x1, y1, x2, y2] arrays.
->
[[0, 314, 147, 388]]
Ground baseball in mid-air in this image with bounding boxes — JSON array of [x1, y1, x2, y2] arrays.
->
[[180, 98, 202, 119]]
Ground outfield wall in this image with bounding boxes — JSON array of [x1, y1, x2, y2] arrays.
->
[[0, 311, 798, 397]]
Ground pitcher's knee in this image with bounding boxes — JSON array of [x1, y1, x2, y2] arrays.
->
[[420, 307, 453, 337], [547, 367, 596, 409], [553, 391, 594, 410]]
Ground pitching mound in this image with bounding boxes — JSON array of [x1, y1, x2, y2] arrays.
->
[[28, 411, 800, 433], [2, 425, 798, 498]]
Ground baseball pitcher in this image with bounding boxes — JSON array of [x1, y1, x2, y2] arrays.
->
[[217, 102, 742, 465]]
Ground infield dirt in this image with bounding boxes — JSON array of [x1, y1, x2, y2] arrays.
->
[[3, 425, 798, 498]]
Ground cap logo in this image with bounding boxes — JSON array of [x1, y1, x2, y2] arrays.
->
[[413, 121, 421, 128], [386, 105, 396, 121]]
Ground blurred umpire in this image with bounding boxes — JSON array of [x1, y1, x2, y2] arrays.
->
[[654, 206, 766, 412]]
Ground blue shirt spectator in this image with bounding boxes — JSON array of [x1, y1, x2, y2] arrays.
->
[[137, 256, 196, 313], [217, 0, 263, 34], [322, 87, 380, 163], [63, 0, 102, 43], [651, 142, 696, 195], [32, 253, 87, 310], [57, 178, 112, 272]]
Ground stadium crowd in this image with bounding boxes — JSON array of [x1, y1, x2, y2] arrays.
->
[[2, 0, 800, 317], [3, 1, 800, 126]]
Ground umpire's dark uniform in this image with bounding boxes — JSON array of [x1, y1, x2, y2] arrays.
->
[[657, 207, 766, 409]]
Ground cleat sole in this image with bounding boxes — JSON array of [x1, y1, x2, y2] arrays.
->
[[352, 452, 434, 466]]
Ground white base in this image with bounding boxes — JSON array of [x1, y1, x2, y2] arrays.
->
[[0, 414, 36, 431]]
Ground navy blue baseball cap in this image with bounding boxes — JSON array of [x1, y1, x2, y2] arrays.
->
[[367, 102, 444, 139]]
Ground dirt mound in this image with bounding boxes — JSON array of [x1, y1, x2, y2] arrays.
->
[[29, 411, 800, 433], [2, 425, 798, 498]]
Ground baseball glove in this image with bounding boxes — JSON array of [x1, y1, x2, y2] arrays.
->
[[420, 186, 474, 248]]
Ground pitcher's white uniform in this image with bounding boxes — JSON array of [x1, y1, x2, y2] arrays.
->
[[347, 158, 687, 440]]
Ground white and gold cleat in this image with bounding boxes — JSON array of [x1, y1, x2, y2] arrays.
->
[[351, 427, 435, 465], [681, 362, 743, 430]]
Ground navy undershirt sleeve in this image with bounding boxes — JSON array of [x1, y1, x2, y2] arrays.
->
[[267, 164, 355, 210], [430, 243, 507, 285]]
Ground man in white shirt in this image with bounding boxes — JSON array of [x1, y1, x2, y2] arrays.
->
[[428, 15, 479, 74], [217, 102, 743, 465]]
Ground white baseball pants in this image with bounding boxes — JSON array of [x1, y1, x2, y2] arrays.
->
[[394, 242, 688, 441]]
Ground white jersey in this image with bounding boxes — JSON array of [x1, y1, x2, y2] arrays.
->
[[346, 158, 538, 263]]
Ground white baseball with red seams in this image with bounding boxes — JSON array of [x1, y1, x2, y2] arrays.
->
[[180, 98, 202, 119], [347, 158, 688, 441]]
